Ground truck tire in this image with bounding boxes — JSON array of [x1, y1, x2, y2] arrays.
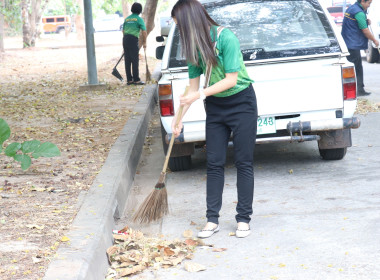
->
[[160, 122, 192, 171], [319, 147, 347, 160], [57, 27, 65, 35], [366, 42, 380, 63]]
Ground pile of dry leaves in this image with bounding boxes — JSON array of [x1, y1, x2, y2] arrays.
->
[[105, 226, 225, 279], [355, 99, 380, 115]]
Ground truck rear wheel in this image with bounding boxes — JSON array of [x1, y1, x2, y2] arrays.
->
[[366, 42, 380, 63], [160, 122, 192, 171], [319, 147, 347, 160]]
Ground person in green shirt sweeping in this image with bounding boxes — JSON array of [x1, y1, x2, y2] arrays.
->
[[171, 0, 258, 239], [122, 2, 147, 85]]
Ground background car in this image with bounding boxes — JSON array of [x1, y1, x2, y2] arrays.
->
[[93, 14, 124, 32], [42, 15, 71, 34], [326, 5, 350, 25]]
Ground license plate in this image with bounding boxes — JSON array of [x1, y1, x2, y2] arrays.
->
[[257, 117, 276, 135]]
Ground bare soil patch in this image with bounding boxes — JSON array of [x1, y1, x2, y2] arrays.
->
[[0, 41, 156, 279]]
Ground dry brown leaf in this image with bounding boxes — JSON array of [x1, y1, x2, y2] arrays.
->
[[118, 261, 136, 268], [183, 229, 193, 238], [171, 256, 184, 266], [113, 234, 129, 241], [190, 221, 197, 225], [185, 239, 197, 246], [163, 247, 175, 256], [212, 248, 227, 252], [119, 264, 145, 277], [184, 262, 206, 272], [118, 225, 129, 233], [106, 246, 119, 263]]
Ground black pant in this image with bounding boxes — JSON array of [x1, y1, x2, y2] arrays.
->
[[347, 49, 364, 91], [123, 34, 141, 82], [204, 84, 258, 224]]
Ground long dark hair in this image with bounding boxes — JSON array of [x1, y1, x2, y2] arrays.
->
[[171, 0, 219, 67]]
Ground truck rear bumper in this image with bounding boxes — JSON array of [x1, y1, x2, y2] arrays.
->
[[287, 117, 360, 133], [166, 117, 360, 145]]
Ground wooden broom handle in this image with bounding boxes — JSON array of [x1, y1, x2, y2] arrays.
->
[[162, 86, 189, 173]]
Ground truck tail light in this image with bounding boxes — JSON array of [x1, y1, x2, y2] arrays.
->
[[159, 84, 174, 116], [342, 66, 356, 100]]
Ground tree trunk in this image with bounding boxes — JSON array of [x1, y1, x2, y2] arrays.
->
[[21, 0, 32, 47], [0, 0, 4, 52], [139, 0, 158, 49], [75, 0, 85, 40], [142, 0, 158, 35], [29, 0, 39, 46], [122, 0, 131, 18], [22, 0, 49, 48]]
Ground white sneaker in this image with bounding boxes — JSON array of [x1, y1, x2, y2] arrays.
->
[[236, 222, 251, 238], [197, 223, 220, 239]]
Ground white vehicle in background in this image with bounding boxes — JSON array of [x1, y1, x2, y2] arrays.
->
[[155, 0, 361, 171], [366, 0, 380, 63], [93, 14, 124, 32]]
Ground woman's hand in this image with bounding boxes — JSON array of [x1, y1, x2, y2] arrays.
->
[[179, 89, 200, 107], [171, 113, 183, 138]]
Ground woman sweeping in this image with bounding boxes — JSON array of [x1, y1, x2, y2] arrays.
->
[[171, 0, 258, 238]]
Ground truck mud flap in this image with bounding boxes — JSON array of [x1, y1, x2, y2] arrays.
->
[[317, 129, 352, 149]]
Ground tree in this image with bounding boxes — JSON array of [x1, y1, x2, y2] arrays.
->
[[139, 0, 158, 48], [74, 0, 84, 40], [21, 0, 49, 48], [0, 0, 4, 52], [121, 0, 130, 18]]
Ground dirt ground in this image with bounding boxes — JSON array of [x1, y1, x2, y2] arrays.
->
[[0, 35, 157, 280]]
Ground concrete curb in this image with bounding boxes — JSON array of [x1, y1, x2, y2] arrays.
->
[[43, 70, 160, 280]]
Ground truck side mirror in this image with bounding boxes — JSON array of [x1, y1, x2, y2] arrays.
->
[[156, 46, 165, 60], [156, 36, 165, 42]]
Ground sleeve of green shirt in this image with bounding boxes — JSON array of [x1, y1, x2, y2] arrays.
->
[[188, 62, 203, 79], [138, 17, 147, 31], [220, 29, 241, 73], [355, 11, 368, 29]]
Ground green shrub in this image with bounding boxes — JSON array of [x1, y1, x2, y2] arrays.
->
[[0, 118, 60, 170]]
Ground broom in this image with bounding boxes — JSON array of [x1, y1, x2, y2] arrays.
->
[[111, 53, 124, 82], [133, 86, 189, 223], [144, 47, 151, 82]]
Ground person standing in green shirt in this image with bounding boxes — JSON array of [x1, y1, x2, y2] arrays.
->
[[341, 0, 379, 96], [122, 3, 147, 85], [171, 0, 257, 239]]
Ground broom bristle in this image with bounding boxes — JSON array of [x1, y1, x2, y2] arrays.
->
[[133, 174, 168, 223]]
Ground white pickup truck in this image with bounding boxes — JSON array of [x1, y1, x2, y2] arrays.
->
[[155, 0, 361, 171]]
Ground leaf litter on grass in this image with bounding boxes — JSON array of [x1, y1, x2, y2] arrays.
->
[[0, 45, 157, 279]]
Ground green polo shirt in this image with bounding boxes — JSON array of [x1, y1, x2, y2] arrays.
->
[[354, 4, 368, 30], [188, 26, 253, 97], [123, 13, 146, 38]]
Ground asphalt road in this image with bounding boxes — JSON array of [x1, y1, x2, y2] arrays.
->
[[117, 104, 380, 280], [363, 58, 380, 103], [114, 58, 380, 280]]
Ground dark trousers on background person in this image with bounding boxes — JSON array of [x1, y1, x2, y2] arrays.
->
[[347, 49, 364, 91], [204, 84, 258, 225], [123, 34, 141, 83]]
